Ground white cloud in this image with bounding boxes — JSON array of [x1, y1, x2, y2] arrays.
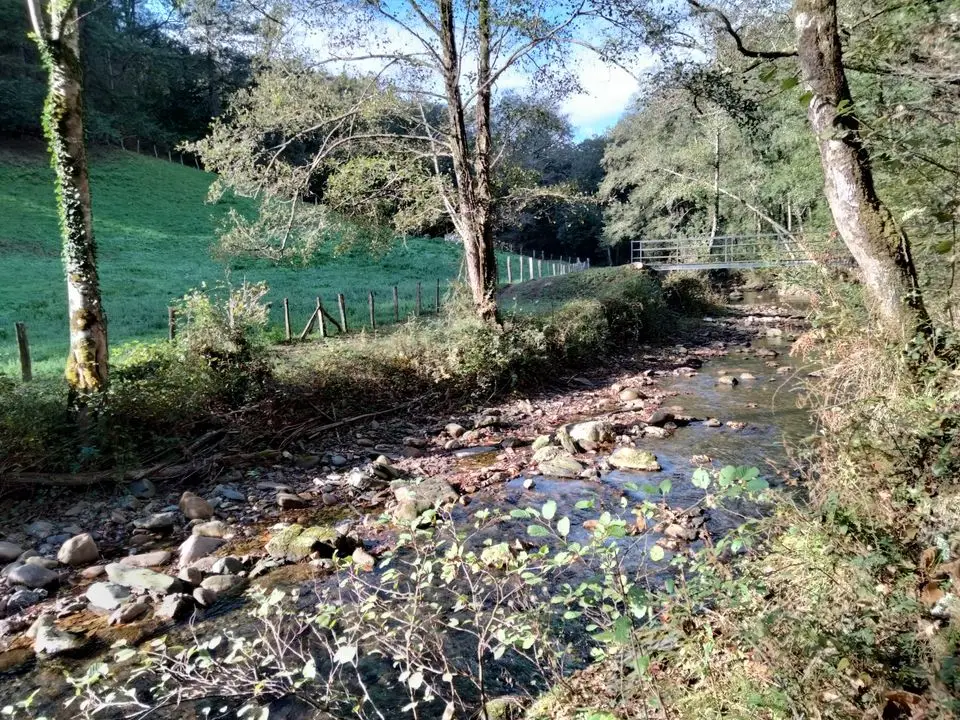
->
[[562, 51, 650, 139]]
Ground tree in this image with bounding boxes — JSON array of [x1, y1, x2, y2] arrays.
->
[[26, 0, 109, 398], [200, 0, 660, 321], [685, 0, 932, 339]]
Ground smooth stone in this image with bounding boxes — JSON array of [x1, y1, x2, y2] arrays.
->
[[8, 563, 59, 589], [445, 423, 466, 438], [178, 567, 203, 585], [86, 582, 132, 611], [199, 574, 247, 599], [618, 388, 641, 401], [7, 588, 46, 613], [119, 551, 171, 568], [214, 485, 245, 502], [179, 492, 214, 520], [276, 493, 308, 509], [704, 418, 722, 427], [265, 525, 343, 562], [329, 455, 348, 467], [31, 615, 86, 656], [210, 556, 243, 575], [129, 478, 156, 499], [80, 565, 106, 579], [178, 535, 225, 569], [608, 447, 662, 472], [717, 375, 739, 386], [57, 533, 99, 566], [193, 587, 217, 606], [531, 445, 583, 479], [391, 478, 457, 523], [155, 594, 195, 621], [569, 420, 615, 445], [352, 548, 375, 571], [642, 426, 672, 439], [133, 512, 176, 531], [105, 564, 182, 595], [531, 435, 552, 451], [192, 520, 231, 539], [0, 542, 23, 562], [109, 601, 149, 625], [25, 556, 59, 569]]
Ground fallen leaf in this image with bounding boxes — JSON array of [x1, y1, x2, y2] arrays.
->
[[919, 581, 945, 607]]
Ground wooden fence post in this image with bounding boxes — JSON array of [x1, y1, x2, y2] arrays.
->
[[153, 145, 158, 158], [393, 286, 400, 323], [415, 282, 422, 317], [180, 154, 184, 165], [528, 256, 534, 279], [317, 297, 327, 338], [168, 150, 172, 163], [168, 307, 176, 341], [14, 322, 31, 382], [519, 256, 524, 282], [436, 278, 441, 312], [337, 293, 348, 333], [283, 298, 291, 342], [506, 257, 513, 283], [369, 291, 376, 330], [538, 258, 543, 278], [136, 138, 141, 153]]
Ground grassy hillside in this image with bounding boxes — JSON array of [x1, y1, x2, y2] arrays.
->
[[0, 145, 528, 378]]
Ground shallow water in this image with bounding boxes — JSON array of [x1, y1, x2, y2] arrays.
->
[[2, 310, 816, 719]]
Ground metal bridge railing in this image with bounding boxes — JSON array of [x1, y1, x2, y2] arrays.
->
[[630, 232, 847, 269]]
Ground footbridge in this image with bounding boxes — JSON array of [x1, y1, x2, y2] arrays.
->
[[630, 233, 849, 271]]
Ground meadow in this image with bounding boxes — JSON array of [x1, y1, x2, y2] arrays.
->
[[0, 143, 539, 378]]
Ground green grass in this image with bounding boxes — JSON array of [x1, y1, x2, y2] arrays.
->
[[0, 144, 534, 378]]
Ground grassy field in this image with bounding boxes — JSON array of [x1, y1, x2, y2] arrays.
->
[[0, 143, 539, 378]]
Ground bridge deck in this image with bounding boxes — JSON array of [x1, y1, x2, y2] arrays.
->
[[630, 233, 847, 270]]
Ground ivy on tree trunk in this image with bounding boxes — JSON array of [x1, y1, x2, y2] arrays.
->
[[28, 0, 109, 399]]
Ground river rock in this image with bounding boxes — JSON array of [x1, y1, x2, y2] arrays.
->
[[391, 478, 457, 523], [7, 588, 46, 613], [134, 512, 176, 531], [80, 565, 105, 579], [531, 435, 552, 451], [554, 425, 579, 454], [352, 548, 375, 572], [193, 587, 217, 606], [329, 454, 348, 467], [569, 421, 614, 446], [445, 423, 466, 438], [178, 535, 225, 569], [277, 492, 307, 509], [86, 582, 132, 611], [192, 520, 231, 539], [25, 556, 59, 569], [25, 521, 55, 538], [646, 409, 674, 427], [199, 574, 246, 599], [105, 563, 182, 594], [179, 492, 213, 520], [128, 478, 156, 499], [618, 388, 642, 402], [704, 418, 722, 427], [214, 484, 245, 502], [717, 375, 739, 386], [266, 524, 344, 562], [210, 556, 243, 575], [8, 563, 59, 589], [156, 593, 195, 621], [0, 542, 23, 562], [608, 447, 662, 472], [31, 614, 86, 656], [372, 456, 402, 480], [120, 551, 172, 568], [538, 453, 584, 479], [756, 348, 779, 358], [57, 533, 99, 566], [178, 567, 203, 585], [739, 372, 756, 380], [642, 426, 672, 439], [109, 600, 149, 625]]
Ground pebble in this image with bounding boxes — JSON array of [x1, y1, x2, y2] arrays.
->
[[178, 535, 225, 569], [0, 542, 23, 562], [199, 574, 246, 599], [214, 485, 245, 502], [179, 492, 214, 520], [178, 567, 203, 586], [80, 565, 106, 580], [192, 520, 231, 539], [133, 512, 176, 532], [156, 594, 195, 621], [109, 600, 149, 625], [128, 478, 157, 499], [25, 521, 55, 538], [8, 563, 59, 589], [119, 550, 171, 568], [329, 455, 348, 467], [210, 556, 243, 575], [31, 614, 86, 656], [277, 493, 307, 509], [105, 564, 182, 595], [7, 588, 46, 613]]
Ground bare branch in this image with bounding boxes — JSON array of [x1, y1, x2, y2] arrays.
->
[[686, 0, 797, 59]]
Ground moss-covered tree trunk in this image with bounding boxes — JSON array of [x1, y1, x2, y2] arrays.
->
[[794, 0, 930, 340], [27, 0, 109, 399]]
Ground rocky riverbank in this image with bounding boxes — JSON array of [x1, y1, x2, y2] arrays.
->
[[0, 296, 813, 709]]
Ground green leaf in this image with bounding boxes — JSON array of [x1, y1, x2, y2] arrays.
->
[[649, 545, 665, 562], [557, 516, 571, 537], [780, 76, 799, 90], [658, 478, 672, 495], [542, 499, 557, 521], [745, 477, 769, 493], [302, 658, 317, 680], [509, 509, 531, 519], [691, 468, 711, 489], [333, 645, 357, 664], [799, 91, 814, 107], [934, 239, 954, 254], [575, 499, 595, 510], [759, 66, 777, 82], [527, 524, 550, 537], [613, 615, 632, 643]]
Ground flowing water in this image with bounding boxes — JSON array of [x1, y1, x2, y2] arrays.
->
[[1, 307, 817, 719]]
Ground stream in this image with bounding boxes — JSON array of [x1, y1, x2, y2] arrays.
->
[[0, 299, 817, 719]]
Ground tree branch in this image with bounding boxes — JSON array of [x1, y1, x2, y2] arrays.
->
[[686, 0, 797, 59]]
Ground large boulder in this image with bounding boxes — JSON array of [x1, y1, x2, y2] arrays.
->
[[57, 533, 99, 566], [265, 524, 350, 562], [0, 542, 23, 563], [179, 492, 213, 520], [105, 563, 182, 595], [178, 535, 225, 569], [608, 447, 662, 472], [391, 478, 457, 523]]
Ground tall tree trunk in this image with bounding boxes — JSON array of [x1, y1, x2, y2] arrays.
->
[[794, 0, 930, 340], [438, 0, 498, 322], [707, 126, 721, 254], [28, 0, 109, 399]]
